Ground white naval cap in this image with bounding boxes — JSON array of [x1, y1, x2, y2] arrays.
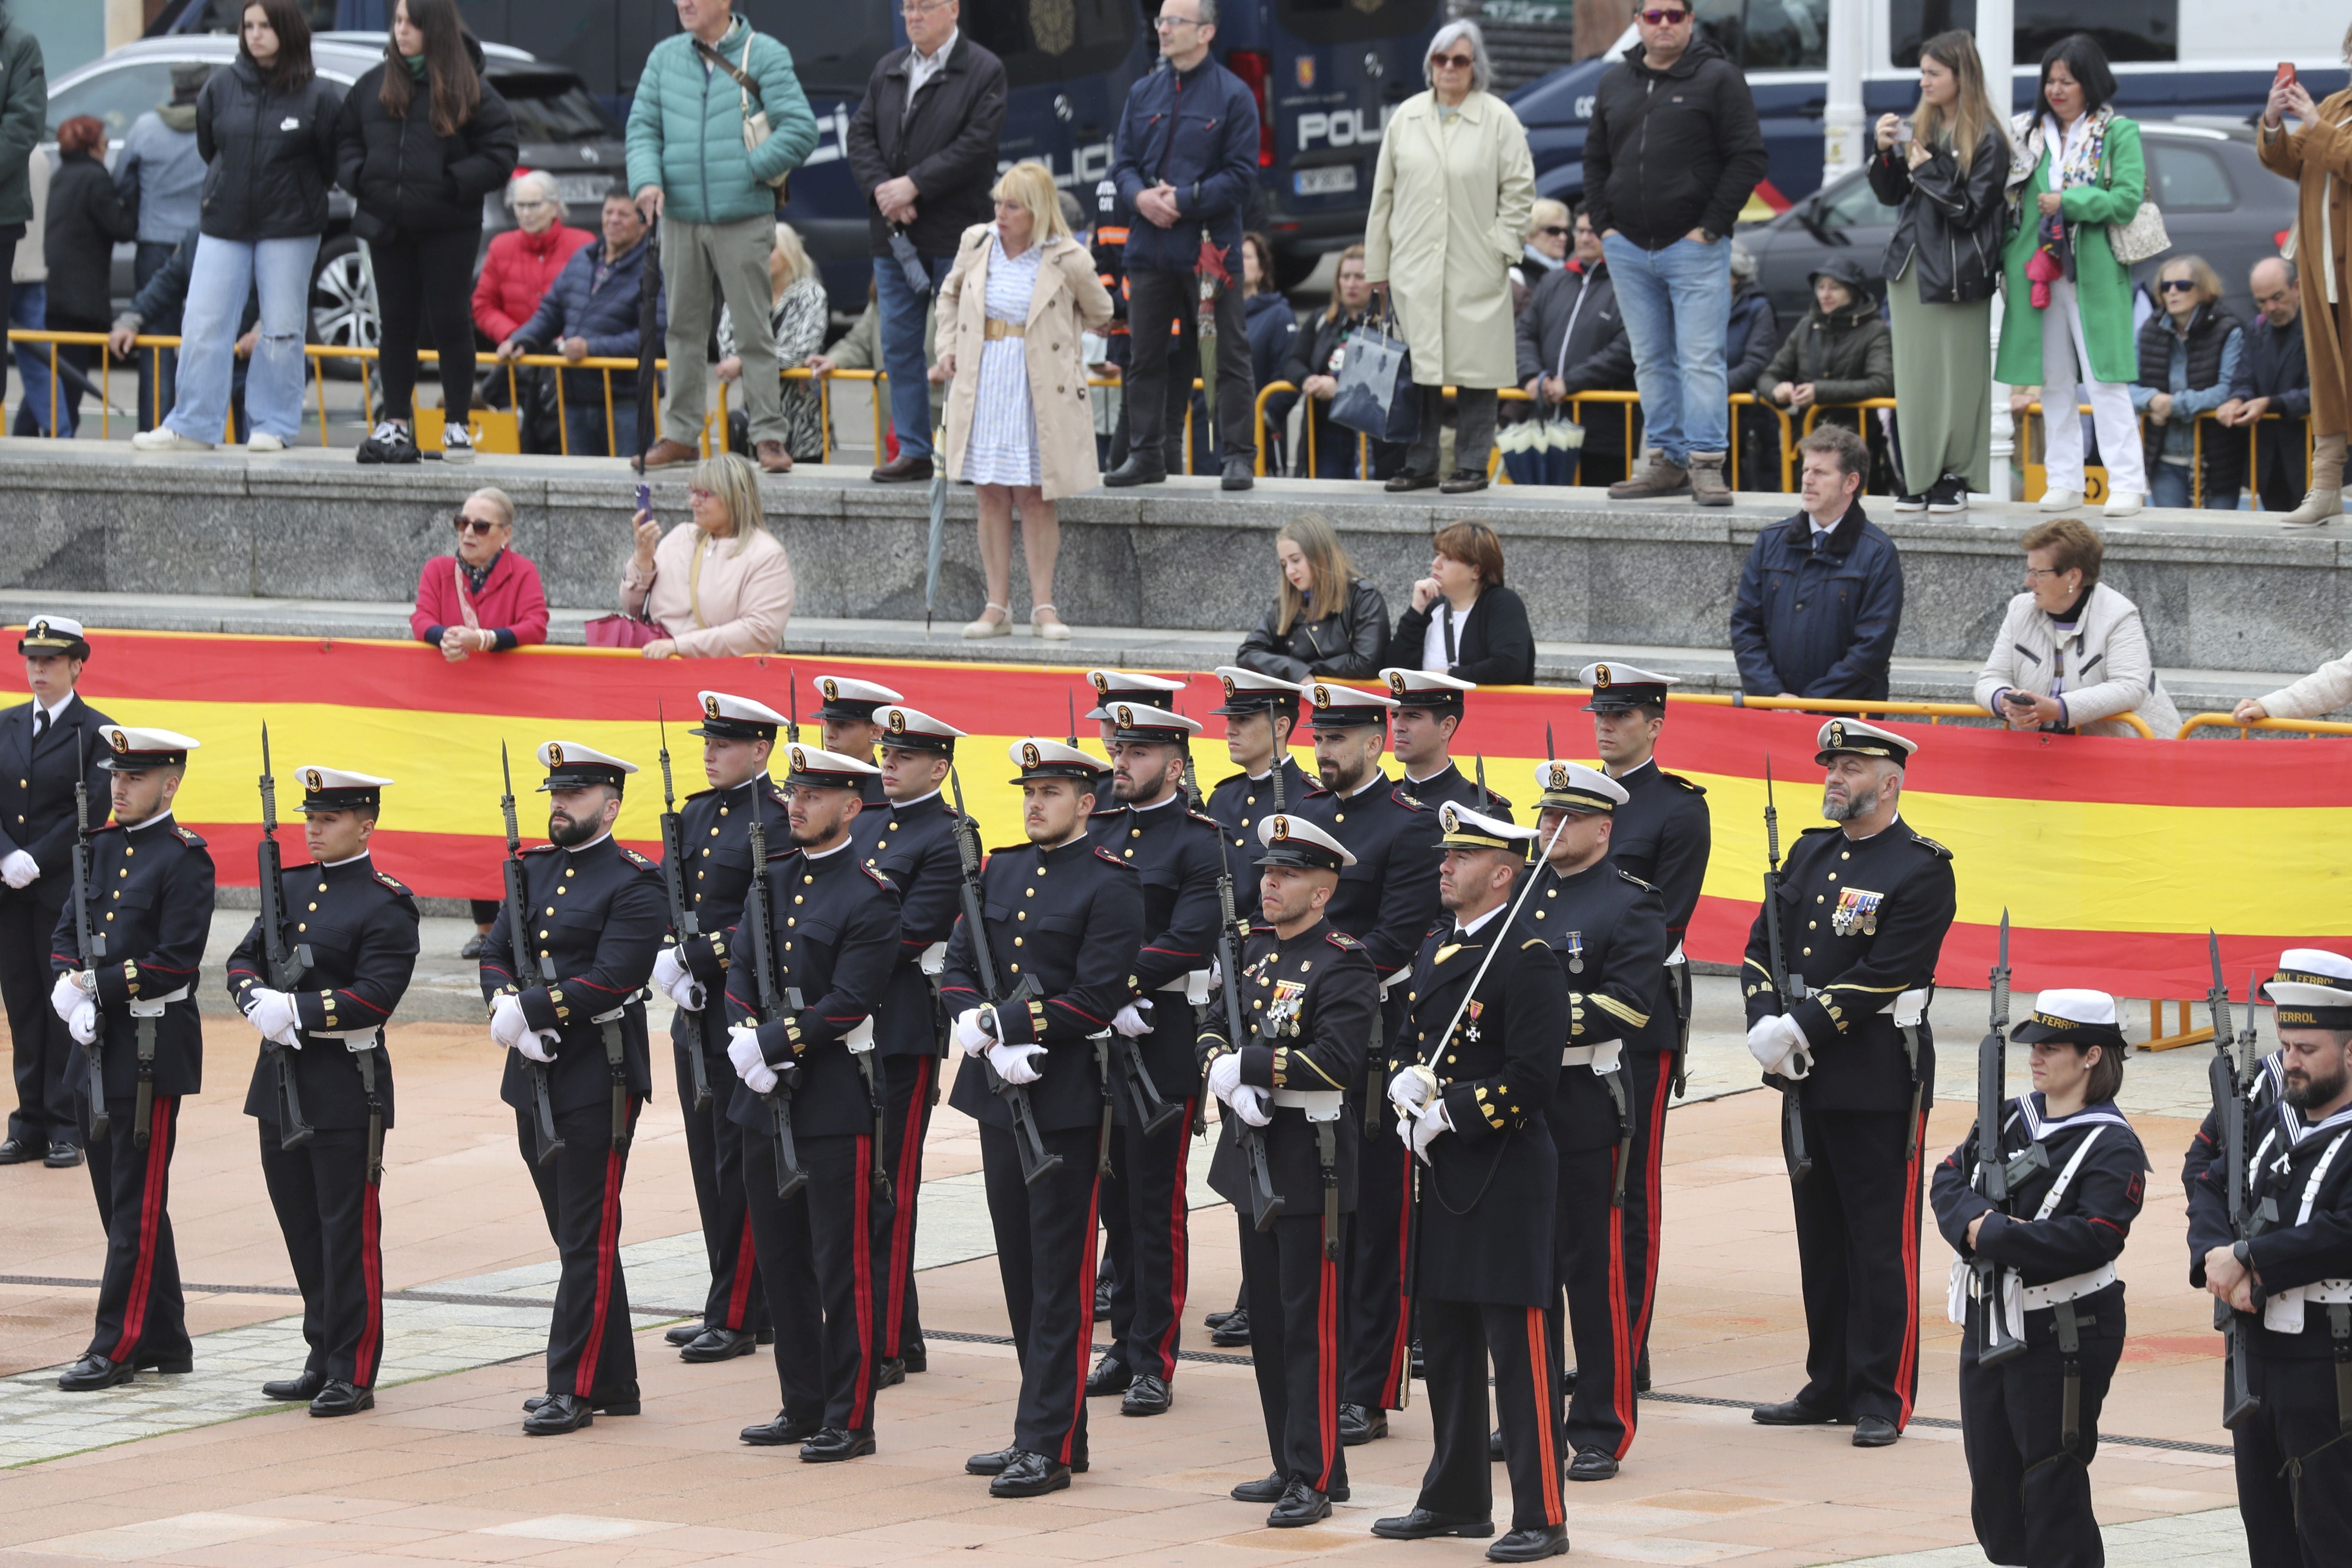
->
[[536, 740, 638, 791], [691, 690, 789, 738], [877, 705, 967, 752], [294, 766, 392, 812], [1211, 665, 1308, 715], [1008, 737, 1110, 783], [1436, 801, 1537, 850], [2275, 949, 2352, 988], [1815, 717, 1918, 766], [813, 675, 904, 719], [18, 615, 89, 659], [1085, 668, 1188, 720], [781, 742, 883, 789], [1307, 680, 1400, 729], [1532, 759, 1630, 813], [1380, 667, 1476, 710], [1105, 701, 1204, 743], [2014, 989, 2126, 1045], [1579, 660, 1679, 711], [96, 726, 200, 770], [1256, 812, 1356, 870]]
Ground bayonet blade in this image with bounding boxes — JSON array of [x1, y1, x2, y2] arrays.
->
[[259, 723, 276, 835], [658, 700, 677, 811]]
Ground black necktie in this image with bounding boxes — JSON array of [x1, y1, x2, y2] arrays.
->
[[1441, 603, 1457, 665], [33, 710, 47, 741]]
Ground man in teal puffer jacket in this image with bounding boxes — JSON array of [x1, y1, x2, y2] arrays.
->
[[626, 0, 817, 472]]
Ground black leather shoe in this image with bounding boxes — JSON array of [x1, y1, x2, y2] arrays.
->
[[1268, 1481, 1329, 1528], [1085, 1353, 1131, 1396], [1222, 457, 1255, 491], [44, 1141, 81, 1168], [968, 1446, 1088, 1476], [1852, 1415, 1899, 1447], [1635, 1357, 1651, 1394], [799, 1427, 876, 1463], [873, 1357, 906, 1390], [1487, 1524, 1570, 1561], [134, 1354, 193, 1374], [680, 1327, 758, 1363], [870, 454, 933, 483], [524, 1393, 640, 1415], [0, 1137, 34, 1163], [664, 1323, 704, 1347], [263, 1370, 327, 1401], [1339, 1403, 1387, 1445], [1752, 1398, 1840, 1426], [900, 1341, 925, 1372], [1102, 455, 1167, 488], [1488, 1426, 1504, 1461], [1210, 1309, 1251, 1347], [57, 1354, 132, 1391], [1230, 1472, 1288, 1504], [522, 1393, 594, 1435], [990, 1450, 1072, 1497], [1204, 1308, 1240, 1330], [459, 931, 487, 960], [1384, 469, 1439, 492], [1121, 1373, 1170, 1416], [1439, 468, 1490, 495], [1562, 1365, 1578, 1396], [1095, 1277, 1114, 1316], [1566, 1447, 1618, 1481], [1372, 1508, 1493, 1540], [741, 1412, 824, 1446], [310, 1380, 374, 1417]]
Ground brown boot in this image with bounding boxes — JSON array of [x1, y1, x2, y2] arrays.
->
[[2282, 432, 2346, 528], [1688, 450, 1732, 507], [1608, 447, 1689, 500], [634, 438, 698, 472], [756, 440, 793, 475]]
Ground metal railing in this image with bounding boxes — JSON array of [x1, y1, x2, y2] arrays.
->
[[2175, 712, 2352, 739], [2018, 401, 2315, 508], [1655, 688, 2156, 738]]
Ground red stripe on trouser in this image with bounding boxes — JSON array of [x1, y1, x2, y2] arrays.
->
[[576, 1142, 625, 1398], [1608, 1210, 1636, 1458], [1894, 1109, 1926, 1427], [1632, 1064, 1672, 1353], [355, 1182, 385, 1386], [848, 1135, 876, 1430], [1313, 1249, 1338, 1491], [1152, 1097, 1197, 1380], [725, 1207, 757, 1329], [1524, 1306, 1564, 1524], [1063, 1170, 1104, 1466], [1384, 1154, 1413, 1406], [110, 1097, 174, 1363], [885, 1057, 931, 1355]]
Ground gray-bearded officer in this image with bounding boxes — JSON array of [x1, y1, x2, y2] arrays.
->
[[1376, 803, 1569, 1562], [50, 727, 214, 1392], [1295, 678, 1442, 1445], [1086, 701, 1222, 1417], [1523, 760, 1671, 1481], [1198, 813, 1374, 1528], [650, 692, 791, 1364], [0, 616, 111, 1168], [858, 705, 973, 1388], [226, 768, 419, 1417], [1583, 659, 1711, 1391], [941, 740, 1145, 1497], [1381, 667, 1512, 818], [1746, 719, 1954, 1448], [722, 744, 900, 1461], [478, 741, 665, 1436], [1085, 669, 1188, 813], [813, 675, 901, 808]]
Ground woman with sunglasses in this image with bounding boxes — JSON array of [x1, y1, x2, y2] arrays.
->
[[1510, 197, 1571, 309], [2130, 255, 2246, 510], [1363, 19, 1536, 495]]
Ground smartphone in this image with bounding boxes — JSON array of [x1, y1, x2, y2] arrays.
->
[[634, 481, 651, 516], [1892, 117, 1914, 147], [2278, 61, 2298, 89]]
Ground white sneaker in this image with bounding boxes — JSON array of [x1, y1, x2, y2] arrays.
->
[[130, 427, 214, 453], [2038, 487, 2083, 512], [2102, 491, 2143, 519], [442, 423, 475, 465], [246, 432, 286, 453]]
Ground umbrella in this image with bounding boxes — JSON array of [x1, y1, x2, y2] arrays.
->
[[631, 216, 663, 472], [925, 470, 948, 638]]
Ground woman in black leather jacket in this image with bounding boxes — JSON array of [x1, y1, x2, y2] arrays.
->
[[1866, 28, 2009, 513], [1235, 511, 1389, 683]]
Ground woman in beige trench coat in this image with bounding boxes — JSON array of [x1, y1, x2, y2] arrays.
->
[[937, 160, 1115, 640], [1363, 18, 1537, 495], [2259, 41, 2352, 526]]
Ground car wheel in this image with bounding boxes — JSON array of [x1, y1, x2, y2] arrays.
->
[[310, 235, 377, 381]]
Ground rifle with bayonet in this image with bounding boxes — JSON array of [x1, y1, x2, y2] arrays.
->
[[1210, 805, 1282, 1232], [742, 816, 808, 1198], [254, 726, 315, 1149], [2207, 936, 2269, 1427], [1970, 911, 2041, 1368], [70, 731, 107, 1144], [1761, 760, 1810, 1183], [654, 704, 711, 1112], [947, 766, 1061, 1183], [1474, 754, 1488, 812], [499, 743, 563, 1165], [1179, 737, 1211, 1141]]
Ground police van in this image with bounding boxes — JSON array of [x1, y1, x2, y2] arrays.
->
[[1509, 0, 2351, 217]]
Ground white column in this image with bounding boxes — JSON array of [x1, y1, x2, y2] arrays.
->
[[1978, 0, 2018, 499], [1821, 0, 1868, 181]]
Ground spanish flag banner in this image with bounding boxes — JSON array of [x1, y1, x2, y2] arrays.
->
[[65, 634, 2346, 998]]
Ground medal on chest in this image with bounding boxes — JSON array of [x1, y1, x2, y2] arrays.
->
[[1562, 931, 1584, 974], [1463, 998, 1484, 1044], [1268, 978, 1307, 1036], [1831, 887, 1883, 937]]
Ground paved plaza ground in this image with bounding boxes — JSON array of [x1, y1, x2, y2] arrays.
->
[[0, 940, 2251, 1568]]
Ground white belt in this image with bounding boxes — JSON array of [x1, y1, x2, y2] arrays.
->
[[309, 1026, 383, 1054], [1271, 1087, 1344, 1121], [1948, 1260, 2117, 1336], [1664, 942, 1686, 968], [2267, 1279, 2352, 1334], [1894, 987, 1929, 1028], [846, 1016, 876, 1054], [1380, 967, 1411, 999], [919, 940, 948, 977], [589, 1004, 628, 1025], [126, 985, 192, 1018], [1562, 1041, 1624, 1072], [1161, 970, 1214, 1006]]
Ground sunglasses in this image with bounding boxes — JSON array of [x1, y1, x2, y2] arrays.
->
[[1430, 52, 1474, 68], [1639, 7, 1690, 21], [452, 514, 502, 534], [2157, 279, 2199, 293], [1538, 225, 1570, 237], [687, 486, 717, 501]]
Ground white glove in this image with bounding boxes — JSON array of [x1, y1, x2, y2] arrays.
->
[[728, 1024, 769, 1083], [986, 1040, 1047, 1085], [1205, 1051, 1243, 1106], [1746, 1014, 1810, 1079], [742, 1057, 779, 1094], [244, 987, 301, 1048], [1409, 1098, 1452, 1163], [652, 944, 698, 1002], [1387, 1062, 1437, 1115], [490, 993, 530, 1051], [1110, 998, 1153, 1038], [2, 850, 39, 888], [952, 1007, 993, 1057], [516, 1028, 560, 1064], [665, 970, 706, 1012], [1231, 1083, 1272, 1127], [67, 1000, 95, 1045], [50, 970, 87, 1024]]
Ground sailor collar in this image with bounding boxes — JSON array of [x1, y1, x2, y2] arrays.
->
[[2015, 1093, 2131, 1141]]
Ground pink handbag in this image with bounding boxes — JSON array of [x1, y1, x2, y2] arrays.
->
[[585, 612, 664, 649]]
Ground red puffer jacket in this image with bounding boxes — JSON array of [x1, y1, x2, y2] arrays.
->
[[472, 221, 594, 343]]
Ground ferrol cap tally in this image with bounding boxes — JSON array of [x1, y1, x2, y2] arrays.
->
[[295, 766, 391, 813], [1814, 717, 1918, 767], [1211, 665, 1307, 717], [1007, 737, 1109, 784], [690, 690, 788, 740], [1579, 659, 1678, 713], [1084, 668, 1187, 721], [783, 743, 882, 790], [1255, 812, 1356, 871], [96, 726, 200, 771], [2011, 988, 2128, 1049], [876, 705, 966, 753], [813, 674, 904, 723], [2273, 948, 2352, 991], [2265, 979, 2352, 1032], [1532, 759, 1630, 814], [535, 740, 637, 793]]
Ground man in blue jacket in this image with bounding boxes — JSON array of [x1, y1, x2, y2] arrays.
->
[[497, 191, 668, 460], [625, 0, 817, 474], [1104, 0, 1260, 492], [1729, 426, 1904, 701]]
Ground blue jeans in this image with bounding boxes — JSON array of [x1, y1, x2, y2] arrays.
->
[[2149, 462, 2241, 511], [566, 396, 637, 460], [1602, 232, 1732, 463], [167, 233, 317, 444], [9, 282, 65, 436], [873, 251, 954, 461]]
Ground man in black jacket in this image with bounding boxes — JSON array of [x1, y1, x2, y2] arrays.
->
[[845, 0, 1007, 484], [1729, 427, 1904, 701], [1582, 5, 1767, 507], [2218, 257, 2312, 514], [1516, 210, 1636, 488]]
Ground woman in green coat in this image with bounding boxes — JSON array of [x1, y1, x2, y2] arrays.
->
[[1994, 34, 2149, 518]]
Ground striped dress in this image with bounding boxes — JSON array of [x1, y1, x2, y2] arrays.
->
[[962, 234, 1044, 487]]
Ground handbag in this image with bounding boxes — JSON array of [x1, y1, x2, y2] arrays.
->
[[696, 37, 790, 193], [1329, 310, 1420, 446], [2107, 198, 2170, 265], [585, 612, 663, 649]]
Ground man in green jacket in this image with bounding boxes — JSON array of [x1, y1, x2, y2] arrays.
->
[[0, 2, 46, 389], [626, 0, 817, 474]]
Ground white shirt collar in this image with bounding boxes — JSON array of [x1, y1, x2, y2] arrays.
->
[[124, 809, 175, 834], [1610, 756, 1655, 782], [911, 26, 957, 68], [1455, 900, 1508, 939], [323, 851, 372, 869], [1344, 770, 1386, 799], [1130, 790, 1180, 813], [804, 836, 854, 861], [891, 787, 943, 809], [1405, 761, 1455, 786], [565, 830, 613, 854], [35, 692, 72, 724], [1841, 813, 1900, 844]]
